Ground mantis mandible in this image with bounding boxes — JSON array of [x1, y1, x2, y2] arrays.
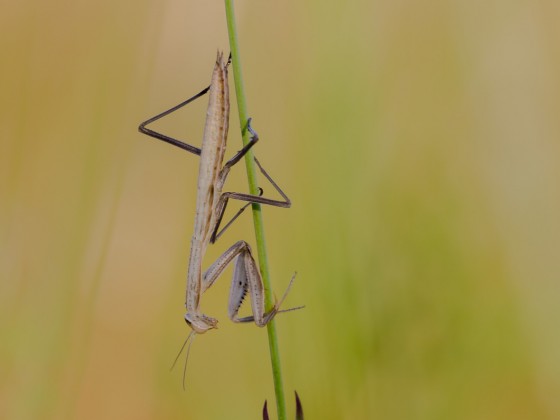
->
[[139, 52, 298, 378]]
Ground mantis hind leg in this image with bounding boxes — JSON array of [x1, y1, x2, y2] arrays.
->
[[138, 86, 209, 155]]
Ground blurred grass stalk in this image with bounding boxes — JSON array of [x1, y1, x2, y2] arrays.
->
[[224, 1, 288, 419]]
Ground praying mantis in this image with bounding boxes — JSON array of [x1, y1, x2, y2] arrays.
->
[[138, 51, 298, 369]]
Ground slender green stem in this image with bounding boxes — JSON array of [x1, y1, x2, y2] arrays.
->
[[224, 2, 287, 419]]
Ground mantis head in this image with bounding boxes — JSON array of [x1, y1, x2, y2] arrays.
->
[[184, 312, 218, 334]]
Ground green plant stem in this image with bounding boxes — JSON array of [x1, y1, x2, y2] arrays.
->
[[224, 2, 287, 420]]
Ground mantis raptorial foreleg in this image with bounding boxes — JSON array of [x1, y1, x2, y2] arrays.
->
[[199, 240, 298, 326]]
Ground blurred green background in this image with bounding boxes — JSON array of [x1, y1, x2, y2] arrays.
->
[[2, 1, 560, 419]]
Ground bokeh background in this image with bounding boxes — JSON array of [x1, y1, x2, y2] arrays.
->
[[2, 0, 559, 419]]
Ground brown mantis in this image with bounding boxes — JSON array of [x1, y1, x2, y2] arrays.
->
[[139, 52, 299, 383]]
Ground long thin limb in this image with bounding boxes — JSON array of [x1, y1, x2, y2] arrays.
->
[[222, 117, 259, 169], [210, 156, 291, 243], [138, 86, 210, 155], [210, 188, 262, 243], [139, 53, 232, 155]]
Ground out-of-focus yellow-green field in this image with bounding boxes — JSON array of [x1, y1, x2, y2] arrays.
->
[[2, 1, 559, 419]]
